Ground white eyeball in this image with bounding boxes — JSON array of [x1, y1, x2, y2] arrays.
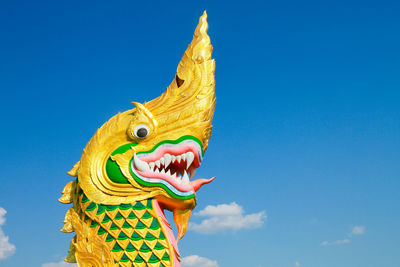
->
[[133, 124, 150, 139]]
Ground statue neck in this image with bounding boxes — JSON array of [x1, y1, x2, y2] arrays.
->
[[75, 188, 180, 266]]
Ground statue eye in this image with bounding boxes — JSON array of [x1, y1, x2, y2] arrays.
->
[[134, 124, 150, 139]]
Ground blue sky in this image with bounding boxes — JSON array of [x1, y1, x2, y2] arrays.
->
[[0, 0, 399, 266]]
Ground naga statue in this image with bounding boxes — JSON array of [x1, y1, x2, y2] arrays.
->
[[59, 11, 216, 267]]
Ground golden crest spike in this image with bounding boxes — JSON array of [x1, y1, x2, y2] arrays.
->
[[190, 10, 212, 63], [146, 10, 216, 150]]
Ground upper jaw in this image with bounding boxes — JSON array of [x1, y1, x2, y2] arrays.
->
[[131, 138, 204, 196]]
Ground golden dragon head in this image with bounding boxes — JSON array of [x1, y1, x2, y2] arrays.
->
[[69, 11, 215, 241]]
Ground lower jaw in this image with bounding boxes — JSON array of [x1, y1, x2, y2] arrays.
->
[[131, 169, 196, 199]]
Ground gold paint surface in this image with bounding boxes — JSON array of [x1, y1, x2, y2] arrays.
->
[[60, 11, 215, 267]]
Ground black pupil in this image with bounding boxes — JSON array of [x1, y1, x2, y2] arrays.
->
[[136, 128, 148, 138]]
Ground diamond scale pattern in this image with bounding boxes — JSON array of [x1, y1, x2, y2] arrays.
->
[[76, 189, 172, 267]]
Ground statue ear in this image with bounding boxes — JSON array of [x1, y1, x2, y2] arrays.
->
[[128, 102, 158, 140]]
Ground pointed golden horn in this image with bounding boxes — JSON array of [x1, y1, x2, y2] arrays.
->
[[187, 10, 212, 64], [145, 11, 216, 150], [146, 10, 215, 113]]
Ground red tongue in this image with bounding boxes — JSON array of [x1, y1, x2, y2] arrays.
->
[[191, 177, 215, 192]]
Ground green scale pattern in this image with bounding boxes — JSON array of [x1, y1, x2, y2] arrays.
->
[[76, 188, 171, 267]]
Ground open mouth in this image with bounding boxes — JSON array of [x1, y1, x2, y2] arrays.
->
[[130, 136, 213, 199]]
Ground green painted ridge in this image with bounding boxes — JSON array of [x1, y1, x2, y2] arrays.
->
[[142, 211, 152, 219], [110, 222, 118, 230], [135, 221, 146, 229], [81, 195, 89, 203], [154, 242, 165, 250], [112, 243, 123, 252], [127, 211, 137, 219], [158, 231, 166, 239], [150, 219, 160, 230], [139, 242, 151, 253], [105, 205, 117, 211], [146, 199, 153, 209], [126, 243, 136, 252], [161, 252, 170, 261], [132, 202, 146, 210], [86, 202, 97, 211], [117, 231, 128, 240], [145, 233, 156, 241], [122, 221, 131, 229], [148, 253, 160, 263], [120, 253, 130, 263], [97, 226, 106, 235], [90, 220, 98, 228], [105, 234, 114, 242], [119, 203, 132, 210], [131, 232, 142, 241], [115, 212, 123, 220], [102, 214, 111, 223], [96, 205, 105, 215], [134, 254, 145, 263]]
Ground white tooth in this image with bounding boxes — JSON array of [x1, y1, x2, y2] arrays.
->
[[181, 153, 186, 162], [149, 162, 155, 171], [171, 155, 176, 163], [186, 152, 194, 169], [160, 169, 165, 174], [160, 157, 165, 166], [154, 169, 160, 174], [164, 154, 172, 168], [182, 170, 190, 185], [176, 155, 182, 163], [133, 153, 150, 172], [155, 160, 160, 168], [166, 169, 171, 176], [171, 173, 177, 180], [176, 176, 182, 184]]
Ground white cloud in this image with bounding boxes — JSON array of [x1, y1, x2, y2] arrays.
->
[[0, 207, 16, 260], [42, 260, 77, 267], [320, 240, 329, 246], [190, 202, 266, 234], [351, 225, 365, 235], [334, 239, 351, 245], [320, 238, 351, 246], [295, 261, 300, 266], [181, 255, 219, 267]]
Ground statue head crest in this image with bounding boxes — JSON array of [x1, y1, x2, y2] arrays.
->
[[69, 10, 216, 243]]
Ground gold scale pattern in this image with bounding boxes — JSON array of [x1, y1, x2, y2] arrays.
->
[[62, 181, 174, 267]]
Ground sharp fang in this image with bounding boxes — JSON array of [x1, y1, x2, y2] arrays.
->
[[154, 169, 160, 174], [164, 154, 172, 168], [171, 155, 176, 163], [134, 153, 150, 172], [176, 155, 182, 163], [160, 157, 165, 166], [149, 162, 155, 171], [160, 169, 165, 174], [155, 160, 161, 168], [166, 169, 171, 176], [186, 152, 194, 169], [182, 170, 190, 185], [181, 153, 186, 162]]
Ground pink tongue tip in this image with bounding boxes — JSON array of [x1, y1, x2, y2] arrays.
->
[[191, 177, 216, 192]]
